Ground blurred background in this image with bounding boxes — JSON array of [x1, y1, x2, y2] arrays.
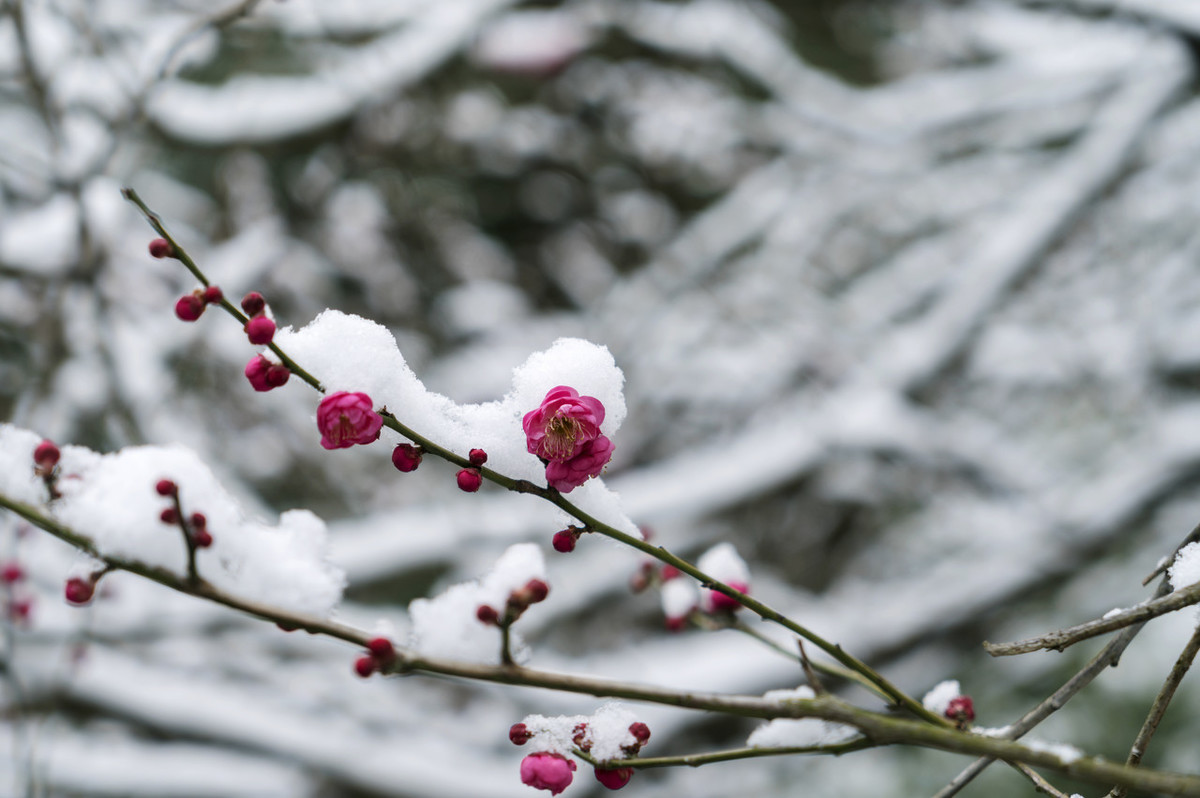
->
[[4, 0, 1200, 795]]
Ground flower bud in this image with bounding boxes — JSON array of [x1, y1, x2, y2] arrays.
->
[[551, 529, 576, 553], [367, 637, 395, 662], [155, 479, 178, 497], [148, 238, 172, 258], [190, 512, 206, 530], [266, 364, 290, 387], [64, 577, 95, 605], [240, 291, 266, 317], [391, 444, 423, 473], [594, 767, 633, 790], [509, 722, 532, 745], [201, 285, 223, 304], [524, 579, 549, 604], [456, 468, 483, 492], [468, 448, 488, 466], [476, 604, 500, 625], [175, 293, 205, 321], [245, 316, 276, 345], [1, 563, 24, 584], [160, 507, 179, 524], [520, 752, 576, 795], [33, 439, 60, 469], [192, 529, 213, 548], [354, 656, 377, 678], [945, 695, 975, 725], [628, 722, 650, 745]]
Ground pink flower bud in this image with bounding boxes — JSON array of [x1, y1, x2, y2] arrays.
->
[[520, 753, 576, 795], [33, 440, 60, 468], [244, 355, 272, 392], [354, 656, 377, 678], [476, 604, 500, 625], [240, 291, 266, 317], [316, 392, 383, 450], [155, 479, 178, 497], [266, 364, 290, 387], [367, 637, 395, 662], [201, 285, 223, 304], [245, 316, 276, 345], [628, 722, 650, 745], [148, 238, 172, 258], [391, 444, 423, 472], [192, 529, 213, 548], [594, 767, 633, 790], [946, 695, 975, 724], [457, 468, 483, 492], [175, 293, 205, 321], [551, 529, 576, 553], [706, 581, 749, 613], [64, 577, 94, 605], [469, 448, 488, 466], [524, 579, 549, 604], [509, 723, 533, 745], [1, 563, 24, 584], [160, 507, 179, 524]]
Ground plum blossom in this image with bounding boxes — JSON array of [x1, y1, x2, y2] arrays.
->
[[316, 391, 383, 450], [520, 752, 576, 795], [523, 386, 613, 492]]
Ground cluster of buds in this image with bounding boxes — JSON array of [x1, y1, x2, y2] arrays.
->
[[477, 578, 549, 627], [240, 291, 276, 345], [244, 354, 291, 392], [510, 720, 650, 793], [456, 448, 488, 492], [156, 479, 213, 549], [174, 285, 224, 322], [353, 636, 397, 678], [2, 561, 32, 624], [32, 439, 62, 499]]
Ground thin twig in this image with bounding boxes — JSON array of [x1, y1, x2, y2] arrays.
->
[[1108, 623, 1200, 798], [1016, 763, 1074, 798]]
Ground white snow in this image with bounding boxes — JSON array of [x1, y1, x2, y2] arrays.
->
[[521, 702, 643, 761], [1169, 541, 1200, 590], [922, 679, 962, 716], [746, 687, 858, 748]]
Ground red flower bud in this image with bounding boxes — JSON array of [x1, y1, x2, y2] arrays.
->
[[354, 655, 377, 678], [628, 722, 650, 745], [160, 507, 179, 524], [509, 722, 533, 745], [201, 285, 223, 304], [192, 529, 213, 548], [551, 529, 576, 553], [594, 767, 633, 790], [240, 291, 266, 317], [175, 293, 205, 321], [524, 578, 549, 604], [190, 512, 207, 530], [391, 443, 423, 473], [245, 316, 276, 345], [468, 448, 488, 466], [1, 563, 24, 584], [155, 479, 178, 497], [456, 468, 483, 493], [476, 604, 500, 625], [64, 577, 94, 605], [148, 238, 172, 258], [34, 439, 61, 468], [266, 364, 290, 387], [945, 695, 975, 724], [367, 637, 395, 662]]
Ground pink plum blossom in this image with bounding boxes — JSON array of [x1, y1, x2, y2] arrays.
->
[[544, 435, 613, 493], [520, 752, 576, 795], [523, 386, 606, 462], [316, 392, 383, 450]]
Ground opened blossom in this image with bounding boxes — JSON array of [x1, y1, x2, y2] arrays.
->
[[316, 391, 383, 450], [520, 753, 576, 795], [524, 386, 613, 493]]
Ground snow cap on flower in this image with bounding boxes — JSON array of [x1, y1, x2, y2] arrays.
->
[[519, 703, 644, 762], [922, 680, 963, 717], [316, 391, 383, 450], [520, 753, 575, 795], [661, 578, 697, 630], [697, 543, 750, 613]]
